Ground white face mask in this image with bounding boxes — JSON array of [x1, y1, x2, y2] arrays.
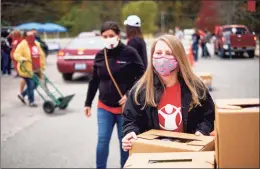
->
[[103, 36, 119, 49]]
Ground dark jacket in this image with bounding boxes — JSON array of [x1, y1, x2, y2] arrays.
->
[[123, 73, 215, 136], [127, 37, 147, 69], [85, 42, 145, 107]]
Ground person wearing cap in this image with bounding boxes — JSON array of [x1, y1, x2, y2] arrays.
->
[[124, 15, 148, 69]]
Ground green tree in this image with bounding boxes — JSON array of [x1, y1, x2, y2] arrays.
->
[[122, 1, 158, 34], [58, 2, 101, 36], [216, 1, 260, 32], [156, 0, 201, 31]]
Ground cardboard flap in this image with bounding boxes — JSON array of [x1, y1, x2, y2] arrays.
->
[[137, 133, 159, 140], [187, 141, 208, 146], [217, 104, 242, 110], [216, 98, 259, 108], [146, 130, 202, 141]]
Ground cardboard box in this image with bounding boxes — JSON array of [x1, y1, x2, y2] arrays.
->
[[124, 151, 215, 168], [215, 99, 259, 168], [130, 129, 214, 155], [197, 72, 212, 90]]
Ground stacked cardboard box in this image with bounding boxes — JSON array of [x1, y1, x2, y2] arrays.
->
[[124, 98, 259, 168], [124, 151, 215, 168], [129, 129, 215, 155], [215, 98, 259, 168]]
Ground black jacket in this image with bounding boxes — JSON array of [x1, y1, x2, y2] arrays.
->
[[123, 74, 215, 136], [85, 42, 145, 107], [128, 37, 147, 69]]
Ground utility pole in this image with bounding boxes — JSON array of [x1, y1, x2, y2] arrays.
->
[[160, 11, 165, 33]]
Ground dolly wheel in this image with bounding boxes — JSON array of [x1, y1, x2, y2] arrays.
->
[[43, 101, 55, 114]]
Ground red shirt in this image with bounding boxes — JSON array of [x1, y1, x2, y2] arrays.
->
[[158, 82, 183, 132], [98, 100, 122, 114], [29, 45, 41, 71]]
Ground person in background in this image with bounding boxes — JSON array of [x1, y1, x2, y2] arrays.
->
[[124, 15, 148, 69], [221, 30, 232, 59], [121, 34, 215, 151], [9, 30, 27, 98], [210, 33, 217, 55], [192, 29, 200, 62], [1, 33, 12, 75], [32, 29, 48, 57], [175, 26, 184, 41], [14, 31, 46, 107], [10, 30, 23, 75], [84, 21, 145, 168], [202, 30, 212, 57]]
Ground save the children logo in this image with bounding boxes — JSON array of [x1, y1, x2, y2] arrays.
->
[[32, 46, 40, 58], [158, 104, 182, 131]]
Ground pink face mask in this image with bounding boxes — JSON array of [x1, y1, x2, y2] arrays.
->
[[152, 56, 178, 76]]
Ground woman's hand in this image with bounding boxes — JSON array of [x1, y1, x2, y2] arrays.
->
[[119, 95, 127, 106], [195, 131, 204, 136], [84, 106, 91, 117], [122, 132, 137, 152], [210, 131, 215, 136]]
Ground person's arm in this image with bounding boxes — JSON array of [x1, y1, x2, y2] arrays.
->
[[13, 41, 26, 62], [84, 59, 100, 107], [38, 42, 46, 70], [123, 88, 143, 136], [195, 90, 215, 136]]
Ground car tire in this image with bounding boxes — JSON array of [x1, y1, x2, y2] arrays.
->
[[247, 50, 255, 58], [62, 73, 73, 81]]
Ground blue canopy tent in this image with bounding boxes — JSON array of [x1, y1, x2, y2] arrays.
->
[[15, 22, 67, 51], [42, 23, 67, 33], [42, 23, 68, 40], [15, 22, 45, 32]]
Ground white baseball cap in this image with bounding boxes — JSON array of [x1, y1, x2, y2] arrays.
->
[[124, 15, 141, 27]]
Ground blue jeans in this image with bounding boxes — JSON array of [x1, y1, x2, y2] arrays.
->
[[192, 43, 199, 61], [22, 78, 36, 104], [96, 108, 129, 169], [1, 51, 11, 75]]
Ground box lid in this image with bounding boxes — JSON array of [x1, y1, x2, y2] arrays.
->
[[216, 98, 259, 108], [135, 130, 214, 151]]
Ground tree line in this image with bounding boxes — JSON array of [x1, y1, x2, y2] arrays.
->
[[2, 0, 260, 36]]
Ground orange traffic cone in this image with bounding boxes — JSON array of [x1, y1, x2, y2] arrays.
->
[[188, 44, 194, 67]]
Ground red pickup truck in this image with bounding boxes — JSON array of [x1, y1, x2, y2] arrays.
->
[[214, 25, 256, 58]]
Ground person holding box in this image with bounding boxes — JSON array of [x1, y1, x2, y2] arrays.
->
[[122, 34, 215, 152]]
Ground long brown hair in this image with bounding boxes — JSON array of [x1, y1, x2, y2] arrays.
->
[[126, 25, 143, 39], [134, 34, 207, 110]]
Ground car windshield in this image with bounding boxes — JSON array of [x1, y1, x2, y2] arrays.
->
[[67, 37, 104, 49], [223, 27, 248, 35]]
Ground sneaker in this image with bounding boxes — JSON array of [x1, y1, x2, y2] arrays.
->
[[29, 103, 38, 107], [17, 94, 26, 104]]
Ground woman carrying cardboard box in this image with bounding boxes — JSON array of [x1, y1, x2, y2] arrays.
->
[[122, 34, 215, 152]]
